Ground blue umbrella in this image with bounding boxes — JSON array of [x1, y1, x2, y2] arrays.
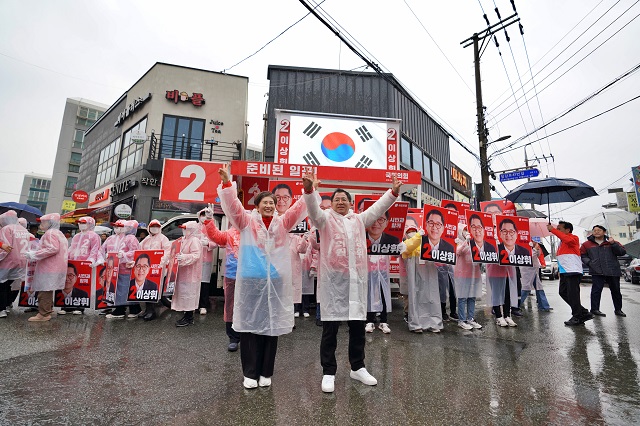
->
[[0, 201, 44, 222], [505, 177, 598, 221]]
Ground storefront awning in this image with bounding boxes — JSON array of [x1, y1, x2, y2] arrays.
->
[[60, 207, 97, 223]]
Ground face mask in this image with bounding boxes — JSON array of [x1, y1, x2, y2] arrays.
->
[[114, 227, 123, 235], [149, 227, 160, 235], [182, 229, 189, 237], [198, 216, 206, 224], [78, 224, 88, 232]]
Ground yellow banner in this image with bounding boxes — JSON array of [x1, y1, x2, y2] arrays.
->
[[62, 200, 76, 211], [628, 192, 640, 213]]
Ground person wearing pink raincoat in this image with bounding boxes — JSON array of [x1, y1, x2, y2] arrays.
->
[[138, 219, 171, 321], [300, 230, 319, 320], [454, 224, 483, 330], [303, 171, 401, 394], [24, 213, 68, 322], [0, 210, 30, 318], [102, 220, 140, 318], [196, 207, 217, 315], [172, 221, 202, 327], [218, 165, 308, 390], [62, 216, 103, 315]]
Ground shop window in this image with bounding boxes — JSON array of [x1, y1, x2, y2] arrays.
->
[[96, 138, 120, 187], [423, 154, 432, 181], [119, 117, 147, 177], [400, 137, 411, 165], [159, 115, 204, 160], [411, 145, 423, 175], [432, 159, 441, 186]]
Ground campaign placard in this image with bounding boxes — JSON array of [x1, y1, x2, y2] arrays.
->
[[354, 194, 382, 214], [163, 239, 181, 296], [19, 241, 40, 307], [269, 179, 308, 233], [465, 210, 499, 264], [95, 262, 109, 310], [496, 215, 533, 267], [54, 260, 92, 308], [420, 206, 458, 264], [406, 208, 423, 232], [104, 253, 120, 306], [240, 176, 269, 210], [128, 250, 163, 302], [363, 200, 409, 255], [480, 199, 517, 218], [441, 200, 471, 224]]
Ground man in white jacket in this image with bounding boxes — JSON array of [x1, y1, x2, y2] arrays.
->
[[303, 172, 402, 393]]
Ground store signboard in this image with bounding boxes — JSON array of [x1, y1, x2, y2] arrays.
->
[[88, 185, 111, 208]]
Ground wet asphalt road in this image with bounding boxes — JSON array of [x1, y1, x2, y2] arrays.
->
[[1, 279, 640, 426]]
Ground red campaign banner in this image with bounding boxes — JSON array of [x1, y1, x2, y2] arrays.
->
[[354, 194, 381, 214], [240, 176, 269, 210], [420, 206, 458, 264], [269, 179, 309, 233], [104, 253, 120, 306], [159, 159, 224, 203], [163, 240, 181, 296], [496, 215, 533, 267], [95, 262, 109, 310], [54, 261, 92, 308], [480, 200, 517, 218], [465, 210, 499, 264], [406, 208, 423, 233], [441, 200, 471, 224], [363, 200, 409, 255], [18, 282, 38, 308], [128, 250, 164, 302], [230, 160, 422, 185], [318, 192, 333, 210], [389, 256, 400, 275]]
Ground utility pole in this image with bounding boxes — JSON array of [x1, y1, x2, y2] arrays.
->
[[461, 14, 520, 201]]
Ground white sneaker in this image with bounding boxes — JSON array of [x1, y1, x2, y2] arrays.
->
[[58, 310, 67, 315], [505, 317, 518, 327], [0, 310, 7, 318], [458, 321, 473, 330], [321, 375, 335, 393], [468, 320, 483, 329], [127, 313, 138, 319], [378, 323, 391, 334], [105, 313, 125, 319], [258, 376, 271, 387], [496, 317, 508, 327], [72, 310, 83, 315], [365, 322, 375, 333], [350, 368, 377, 386], [303, 312, 310, 318], [427, 327, 441, 333], [243, 377, 258, 389], [199, 308, 207, 315], [294, 312, 300, 318]]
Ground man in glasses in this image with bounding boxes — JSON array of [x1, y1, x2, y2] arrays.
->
[[497, 218, 530, 259], [468, 214, 497, 260], [128, 253, 158, 297], [273, 183, 294, 215], [366, 211, 400, 248], [55, 263, 89, 307], [424, 209, 454, 255]]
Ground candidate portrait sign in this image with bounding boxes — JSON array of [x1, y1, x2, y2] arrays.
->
[[480, 199, 517, 218], [406, 208, 423, 232], [274, 110, 401, 171], [496, 215, 533, 267], [363, 200, 409, 255], [269, 179, 308, 233], [465, 210, 499, 264], [441, 200, 471, 224], [54, 261, 92, 308], [128, 250, 164, 302], [354, 194, 381, 214], [241, 176, 269, 210], [104, 253, 120, 306], [95, 262, 110, 310], [420, 206, 458, 265], [159, 159, 224, 204], [163, 240, 181, 296]]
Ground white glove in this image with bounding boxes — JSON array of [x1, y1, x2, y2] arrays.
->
[[25, 251, 36, 260], [117, 250, 125, 259], [90, 259, 105, 268], [176, 254, 185, 262], [418, 229, 425, 236], [201, 239, 209, 247], [397, 242, 407, 253]]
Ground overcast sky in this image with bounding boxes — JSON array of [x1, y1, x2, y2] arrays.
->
[[1, 0, 638, 231]]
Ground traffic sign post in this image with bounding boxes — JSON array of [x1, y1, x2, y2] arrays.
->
[[499, 168, 540, 182]]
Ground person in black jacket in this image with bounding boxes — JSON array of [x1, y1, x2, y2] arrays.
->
[[580, 225, 627, 317]]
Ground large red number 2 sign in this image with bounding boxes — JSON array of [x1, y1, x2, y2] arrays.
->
[[159, 159, 225, 203]]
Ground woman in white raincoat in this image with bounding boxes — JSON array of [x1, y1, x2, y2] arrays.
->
[[401, 229, 443, 333], [300, 231, 319, 319], [102, 220, 140, 319], [454, 225, 483, 330], [486, 263, 518, 327], [0, 210, 30, 318], [291, 233, 309, 317], [519, 242, 552, 311], [24, 213, 68, 322], [218, 165, 308, 390], [63, 216, 103, 315], [171, 221, 202, 327], [138, 219, 171, 321], [303, 172, 401, 394], [365, 254, 392, 334], [196, 207, 217, 315]]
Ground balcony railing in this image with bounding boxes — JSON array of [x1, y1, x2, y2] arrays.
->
[[147, 132, 241, 171]]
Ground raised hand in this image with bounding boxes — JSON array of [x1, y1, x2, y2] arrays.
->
[[218, 164, 230, 184], [392, 174, 402, 194], [302, 171, 320, 192]]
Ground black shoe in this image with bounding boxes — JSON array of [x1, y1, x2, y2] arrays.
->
[[137, 310, 148, 319], [175, 316, 193, 327], [591, 310, 606, 317], [143, 310, 157, 321], [449, 312, 459, 320], [579, 312, 595, 323], [614, 310, 627, 317], [98, 309, 113, 316], [511, 309, 524, 317], [315, 319, 322, 326], [403, 313, 408, 323], [564, 317, 581, 326], [442, 313, 450, 322], [228, 342, 239, 352]]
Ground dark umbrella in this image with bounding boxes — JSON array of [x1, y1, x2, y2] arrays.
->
[[505, 177, 598, 222], [624, 239, 640, 259], [0, 202, 43, 223]]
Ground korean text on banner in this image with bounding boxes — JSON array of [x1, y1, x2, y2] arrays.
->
[[496, 215, 532, 267], [128, 250, 164, 302], [421, 206, 458, 265], [54, 260, 92, 308], [465, 210, 499, 264], [363, 200, 409, 255], [159, 159, 224, 203]]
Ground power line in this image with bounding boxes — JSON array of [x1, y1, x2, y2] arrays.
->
[[402, 0, 475, 96]]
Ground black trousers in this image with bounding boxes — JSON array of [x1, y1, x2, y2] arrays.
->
[[320, 320, 365, 375], [226, 322, 240, 343], [0, 281, 11, 310], [590, 275, 622, 311], [559, 273, 588, 317], [240, 333, 278, 380], [198, 282, 211, 310], [366, 287, 388, 323], [294, 295, 310, 314], [492, 277, 513, 318]]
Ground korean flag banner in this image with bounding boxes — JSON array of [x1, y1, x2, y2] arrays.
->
[[128, 250, 164, 302], [54, 260, 92, 309], [420, 206, 458, 265], [496, 215, 533, 267], [465, 210, 499, 264], [363, 200, 409, 255]]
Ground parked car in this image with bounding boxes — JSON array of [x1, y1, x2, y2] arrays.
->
[[623, 258, 640, 284], [540, 257, 559, 280]]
